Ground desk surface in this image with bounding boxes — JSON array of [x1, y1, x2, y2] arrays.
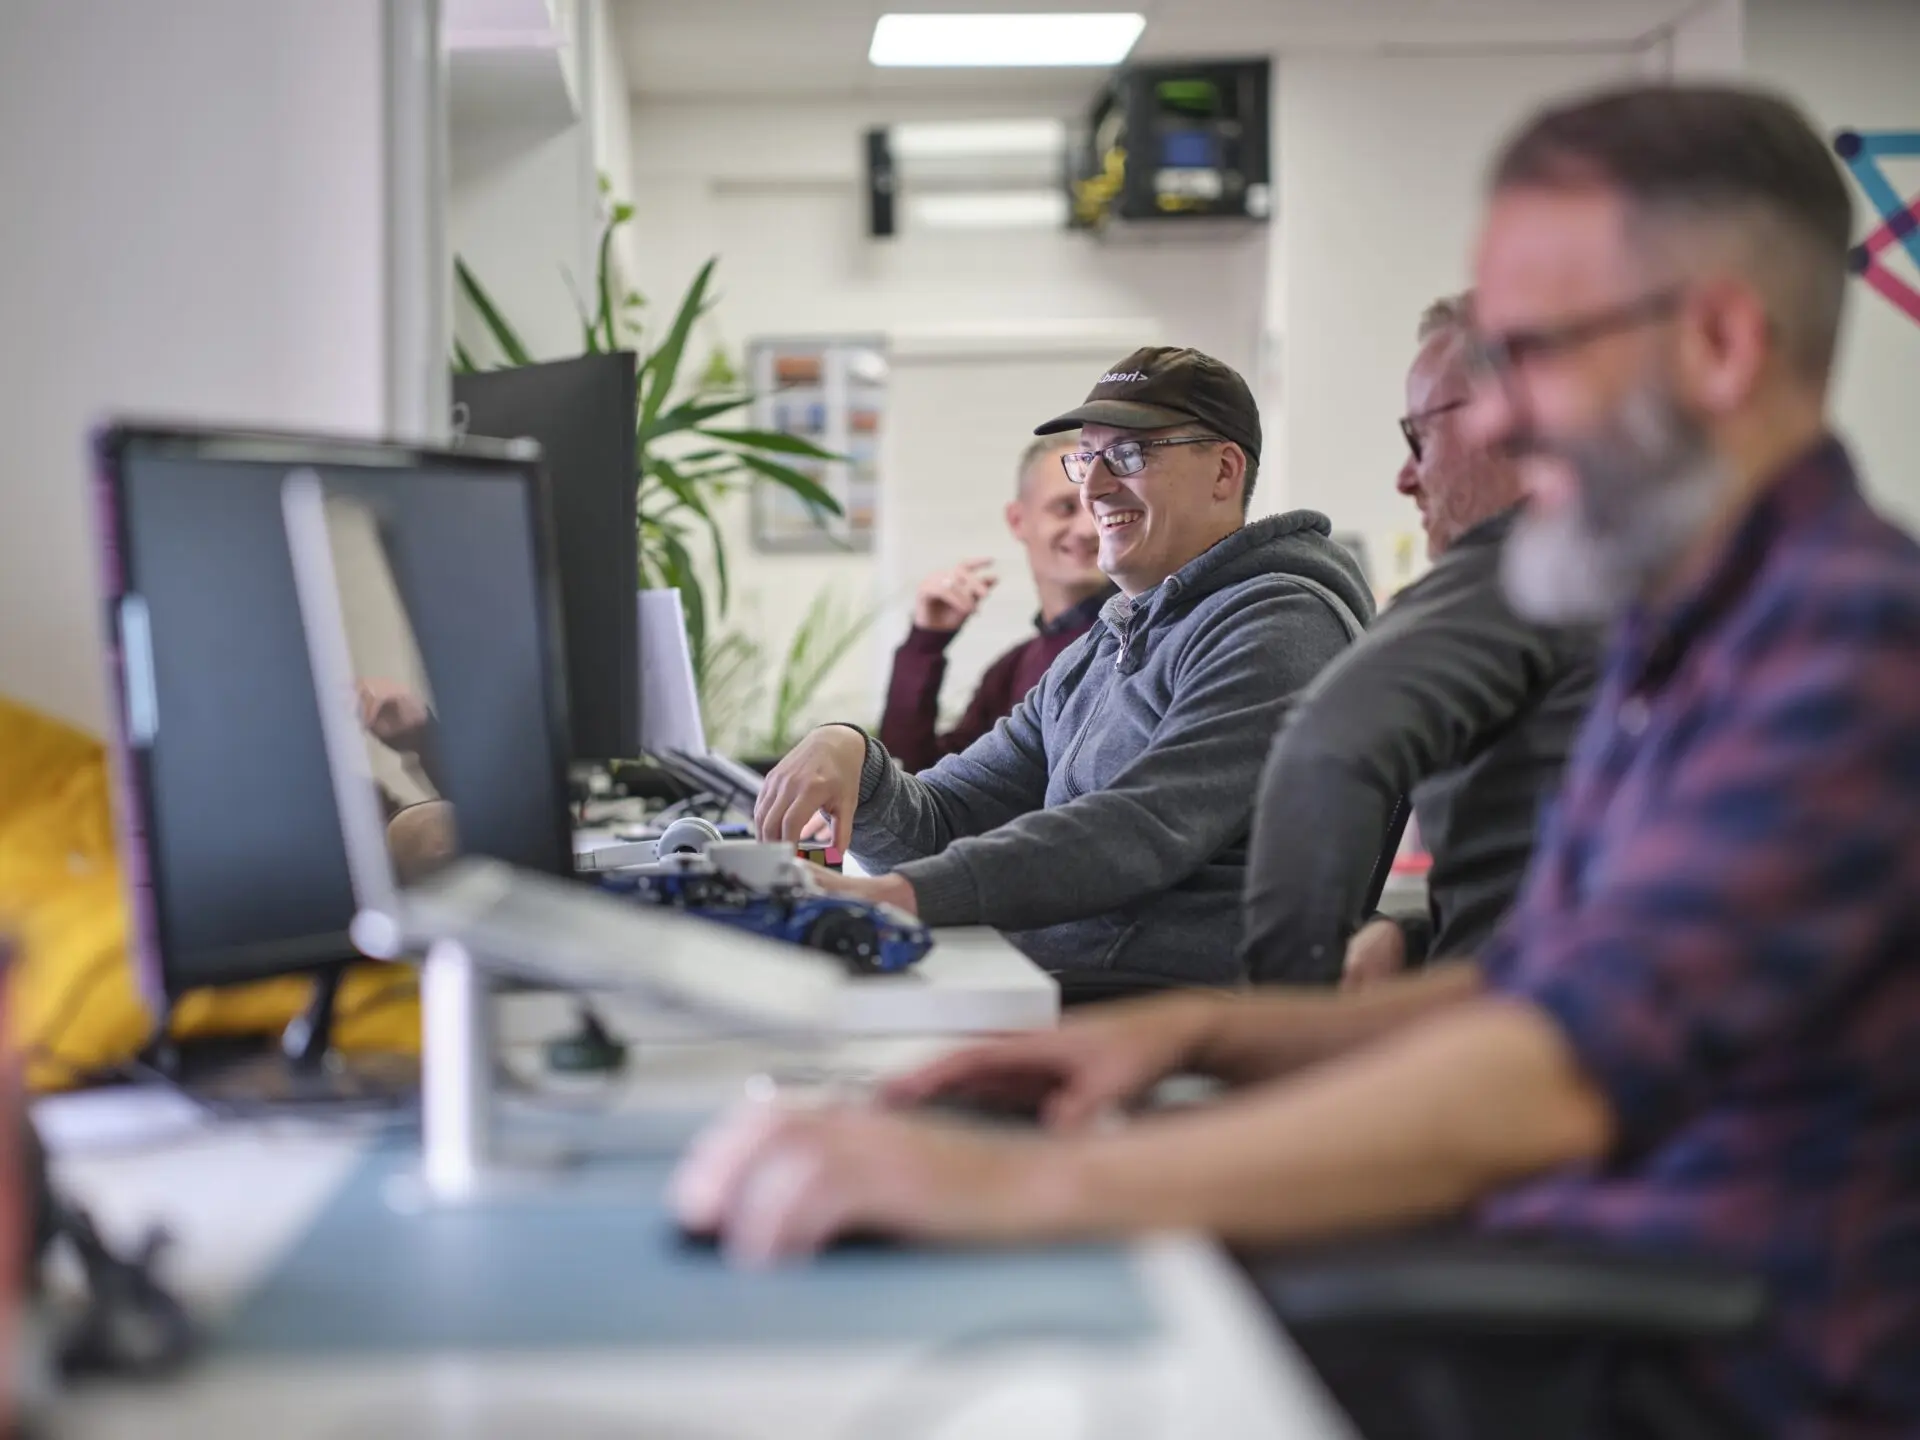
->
[[551, 851, 1062, 1037], [45, 1063, 1354, 1440], [840, 925, 1058, 1035]]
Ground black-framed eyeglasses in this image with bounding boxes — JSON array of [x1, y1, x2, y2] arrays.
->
[[1060, 435, 1226, 485], [1397, 399, 1468, 463], [1468, 288, 1683, 379]]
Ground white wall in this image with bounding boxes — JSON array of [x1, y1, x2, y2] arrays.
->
[[626, 96, 1267, 731], [618, 16, 1792, 739], [0, 0, 401, 733], [1272, 47, 1644, 599], [447, 0, 638, 376], [451, 124, 598, 361], [1747, 0, 1920, 527], [586, 0, 640, 284], [1645, 0, 1744, 79]]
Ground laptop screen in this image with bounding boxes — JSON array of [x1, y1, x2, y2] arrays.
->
[[102, 432, 572, 996]]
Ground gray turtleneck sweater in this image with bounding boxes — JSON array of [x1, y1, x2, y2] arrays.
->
[[1239, 509, 1600, 984]]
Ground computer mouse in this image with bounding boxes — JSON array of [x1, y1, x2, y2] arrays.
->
[[913, 1092, 1047, 1127], [672, 1222, 904, 1254]]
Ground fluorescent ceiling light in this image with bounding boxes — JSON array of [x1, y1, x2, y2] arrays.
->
[[870, 13, 1145, 68], [890, 119, 1067, 160], [908, 190, 1070, 230]]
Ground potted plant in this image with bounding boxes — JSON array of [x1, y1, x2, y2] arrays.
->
[[453, 197, 845, 693]]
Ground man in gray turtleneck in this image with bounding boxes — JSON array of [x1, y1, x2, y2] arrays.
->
[[1240, 295, 1600, 986]]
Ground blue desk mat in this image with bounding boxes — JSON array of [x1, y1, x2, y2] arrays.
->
[[219, 1133, 1159, 1356]]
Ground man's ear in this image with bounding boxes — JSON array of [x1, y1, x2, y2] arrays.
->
[[1681, 278, 1770, 415], [1214, 443, 1247, 506], [1004, 498, 1027, 541]]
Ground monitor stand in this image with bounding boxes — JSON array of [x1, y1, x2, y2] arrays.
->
[[174, 965, 420, 1110]]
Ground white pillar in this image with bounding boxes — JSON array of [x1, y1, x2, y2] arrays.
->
[[386, 0, 452, 444]]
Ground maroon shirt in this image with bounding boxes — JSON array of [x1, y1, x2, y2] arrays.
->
[[877, 590, 1108, 774]]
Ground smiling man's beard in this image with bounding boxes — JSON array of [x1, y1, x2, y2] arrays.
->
[[1502, 377, 1725, 625]]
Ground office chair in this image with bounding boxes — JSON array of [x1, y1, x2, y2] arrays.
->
[[1237, 1230, 1767, 1440], [1057, 794, 1414, 1008]]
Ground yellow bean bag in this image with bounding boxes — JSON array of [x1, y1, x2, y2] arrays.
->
[[0, 697, 418, 1092]]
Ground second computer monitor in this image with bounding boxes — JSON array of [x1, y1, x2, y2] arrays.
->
[[94, 425, 574, 1001], [453, 352, 640, 762]]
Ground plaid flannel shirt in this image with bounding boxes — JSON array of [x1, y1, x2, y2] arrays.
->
[[1480, 437, 1920, 1440]]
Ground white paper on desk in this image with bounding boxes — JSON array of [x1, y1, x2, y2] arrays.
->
[[33, 1086, 209, 1155], [638, 589, 708, 757]]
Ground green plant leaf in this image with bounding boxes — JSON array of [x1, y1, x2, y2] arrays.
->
[[650, 522, 708, 669], [765, 587, 876, 752], [637, 257, 717, 444], [637, 293, 720, 390], [695, 629, 766, 754], [454, 257, 535, 368], [653, 459, 731, 617], [640, 393, 752, 445], [697, 345, 741, 392], [452, 338, 479, 374], [731, 451, 845, 518], [699, 427, 843, 460], [595, 208, 629, 353]]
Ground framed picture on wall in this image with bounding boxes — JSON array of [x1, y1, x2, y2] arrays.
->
[[749, 338, 885, 553]]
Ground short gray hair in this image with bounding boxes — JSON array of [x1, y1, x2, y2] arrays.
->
[[1418, 292, 1473, 345], [1015, 432, 1076, 498], [1491, 84, 1852, 382]]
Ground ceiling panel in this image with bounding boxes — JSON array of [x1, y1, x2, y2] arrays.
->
[[614, 0, 1703, 102]]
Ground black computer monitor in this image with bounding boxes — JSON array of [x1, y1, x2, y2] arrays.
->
[[93, 426, 575, 1024], [453, 353, 640, 761]]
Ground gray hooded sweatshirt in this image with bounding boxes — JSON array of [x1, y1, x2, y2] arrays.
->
[[847, 510, 1375, 984]]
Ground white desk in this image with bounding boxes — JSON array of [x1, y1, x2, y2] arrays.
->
[[488, 924, 1057, 1042], [43, 1050, 1355, 1440]]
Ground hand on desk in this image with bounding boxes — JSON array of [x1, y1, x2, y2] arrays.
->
[[755, 725, 867, 847], [668, 994, 1225, 1263], [808, 867, 918, 918], [1342, 918, 1408, 992], [670, 1099, 1060, 1267], [883, 993, 1220, 1129]]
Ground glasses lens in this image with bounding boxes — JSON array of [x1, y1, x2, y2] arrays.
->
[[1399, 419, 1421, 463], [1106, 441, 1146, 477], [1062, 452, 1094, 484]]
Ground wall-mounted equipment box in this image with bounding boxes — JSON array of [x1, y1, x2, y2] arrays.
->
[[1070, 58, 1271, 233]]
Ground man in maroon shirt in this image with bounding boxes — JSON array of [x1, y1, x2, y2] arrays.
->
[[876, 434, 1111, 774]]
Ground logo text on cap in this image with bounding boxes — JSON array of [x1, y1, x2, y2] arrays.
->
[[1099, 371, 1149, 384]]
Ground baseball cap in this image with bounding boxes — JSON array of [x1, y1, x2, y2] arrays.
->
[[1034, 346, 1261, 463]]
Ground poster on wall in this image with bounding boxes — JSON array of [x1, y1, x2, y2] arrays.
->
[[1834, 128, 1920, 331], [749, 339, 886, 553]]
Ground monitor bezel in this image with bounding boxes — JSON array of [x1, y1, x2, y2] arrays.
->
[[93, 421, 579, 1004]]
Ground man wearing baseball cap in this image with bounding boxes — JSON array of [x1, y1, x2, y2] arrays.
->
[[754, 346, 1374, 986]]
